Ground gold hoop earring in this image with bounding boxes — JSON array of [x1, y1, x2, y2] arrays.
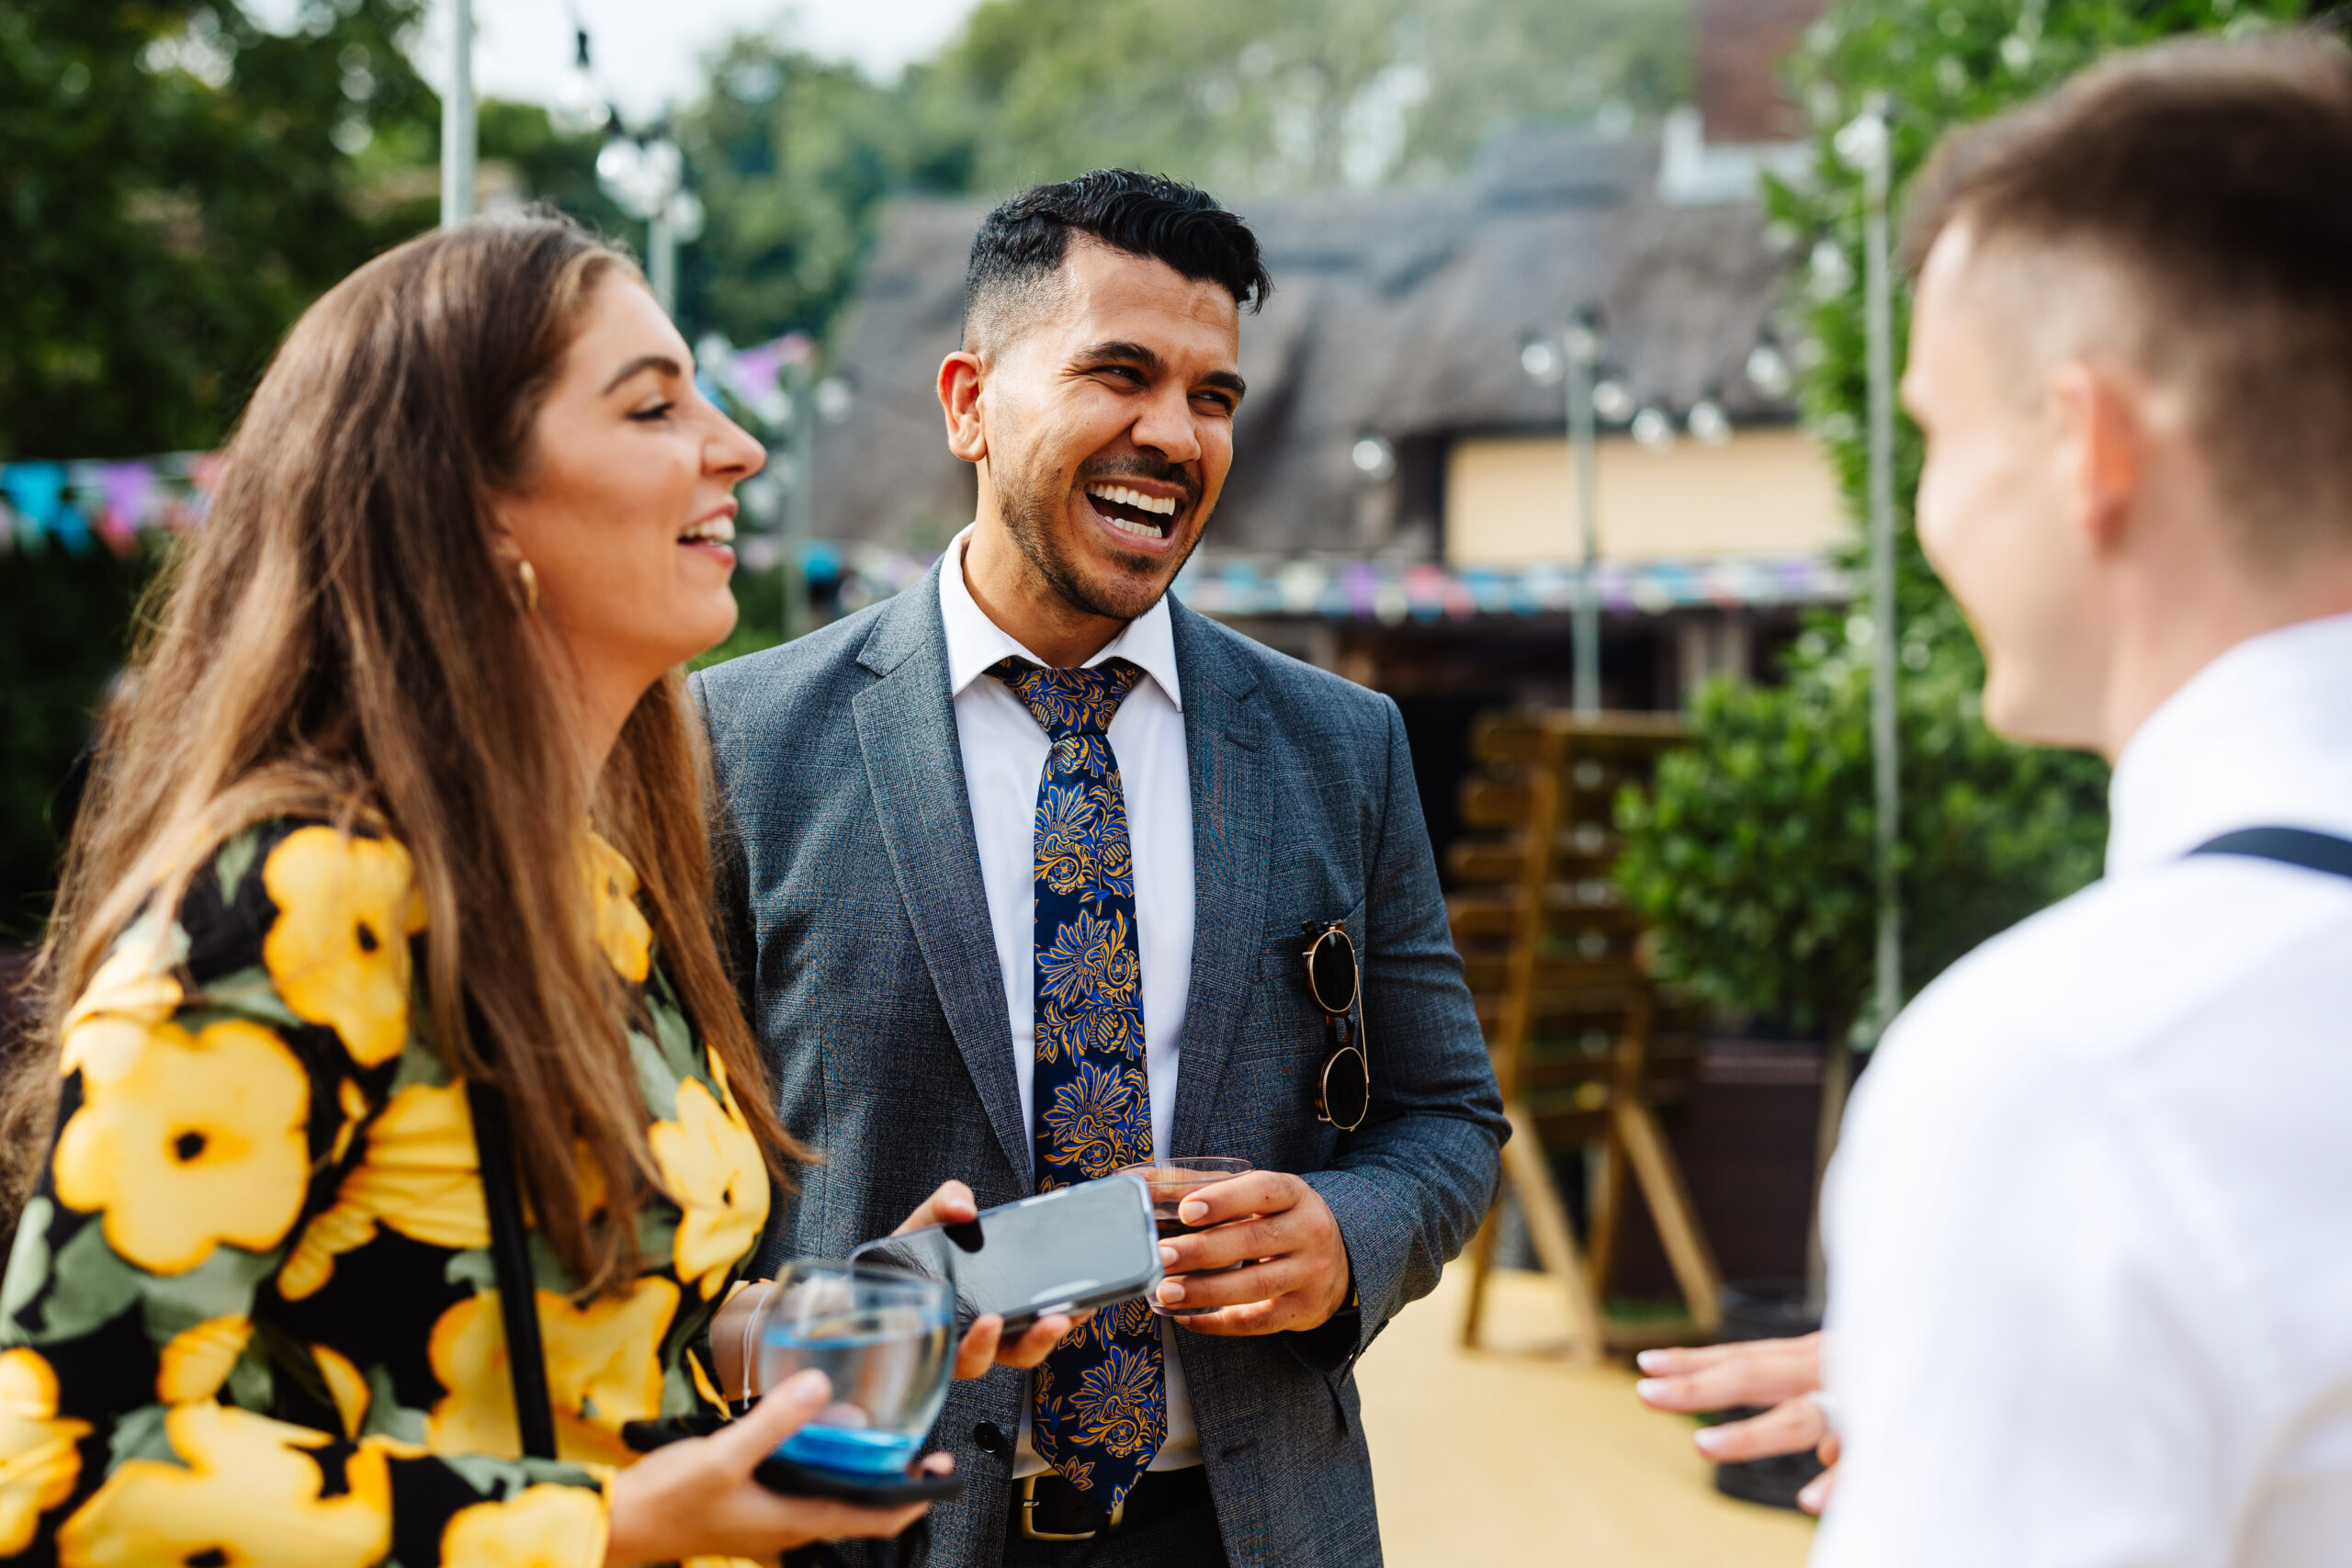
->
[[516, 558, 539, 615]]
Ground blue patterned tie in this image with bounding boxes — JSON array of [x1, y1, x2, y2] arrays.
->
[[989, 656, 1166, 1509]]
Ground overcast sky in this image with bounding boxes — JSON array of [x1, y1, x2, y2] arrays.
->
[[254, 0, 987, 118]]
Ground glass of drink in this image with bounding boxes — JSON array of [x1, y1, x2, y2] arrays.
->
[[1118, 1156, 1255, 1317], [752, 1259, 955, 1477]]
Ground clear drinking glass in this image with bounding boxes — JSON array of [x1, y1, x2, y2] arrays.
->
[[1117, 1156, 1255, 1317], [752, 1259, 955, 1476]]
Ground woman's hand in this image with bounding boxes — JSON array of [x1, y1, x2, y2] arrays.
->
[[896, 1180, 1086, 1378], [1634, 1333, 1841, 1514], [603, 1371, 946, 1567]]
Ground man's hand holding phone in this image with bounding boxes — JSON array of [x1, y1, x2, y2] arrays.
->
[[1150, 1171, 1353, 1335], [709, 1179, 1085, 1395], [891, 1179, 1085, 1376]]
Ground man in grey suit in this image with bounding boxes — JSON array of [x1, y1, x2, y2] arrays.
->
[[695, 169, 1506, 1567]]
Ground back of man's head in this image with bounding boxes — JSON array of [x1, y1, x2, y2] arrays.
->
[[963, 170, 1272, 357], [1905, 31, 2352, 553]]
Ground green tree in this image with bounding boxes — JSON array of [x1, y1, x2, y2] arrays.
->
[[676, 41, 978, 345], [0, 0, 437, 937], [934, 0, 1689, 195], [1614, 0, 2308, 1039]]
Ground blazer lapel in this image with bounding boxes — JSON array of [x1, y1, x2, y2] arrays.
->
[[1168, 602, 1272, 1157], [851, 567, 1034, 1189]]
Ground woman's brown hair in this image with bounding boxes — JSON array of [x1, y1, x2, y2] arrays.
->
[[11, 214, 802, 1292]]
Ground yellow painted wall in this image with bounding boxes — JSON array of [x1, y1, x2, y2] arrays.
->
[[1444, 427, 1849, 567]]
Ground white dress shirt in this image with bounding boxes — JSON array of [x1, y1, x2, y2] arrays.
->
[[1815, 612, 2352, 1567], [936, 525, 1204, 1474]]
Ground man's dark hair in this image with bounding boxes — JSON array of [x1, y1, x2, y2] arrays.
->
[[1903, 31, 2352, 546], [963, 170, 1272, 354]]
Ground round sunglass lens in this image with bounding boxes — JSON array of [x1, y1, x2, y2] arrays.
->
[[1309, 930, 1358, 1013], [1319, 1044, 1370, 1131]]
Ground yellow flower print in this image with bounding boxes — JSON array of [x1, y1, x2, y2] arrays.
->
[[155, 1314, 251, 1404], [52, 1018, 311, 1276], [56, 1401, 390, 1568], [262, 825, 427, 1067], [648, 1056, 769, 1301], [312, 1345, 371, 1439], [583, 830, 651, 985], [439, 1481, 608, 1568], [426, 1277, 679, 1467], [0, 1348, 92, 1555], [282, 1080, 490, 1300], [58, 913, 182, 1087]]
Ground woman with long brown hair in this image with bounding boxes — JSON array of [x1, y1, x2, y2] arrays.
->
[[0, 215, 1061, 1565]]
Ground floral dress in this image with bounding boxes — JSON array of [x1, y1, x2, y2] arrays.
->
[[0, 818, 773, 1567]]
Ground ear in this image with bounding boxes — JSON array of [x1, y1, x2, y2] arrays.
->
[[2049, 361, 2142, 557], [939, 351, 988, 465]]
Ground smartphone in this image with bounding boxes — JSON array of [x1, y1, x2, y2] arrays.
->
[[850, 1176, 1164, 1336]]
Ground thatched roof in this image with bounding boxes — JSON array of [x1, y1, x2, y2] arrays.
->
[[810, 129, 1799, 560]]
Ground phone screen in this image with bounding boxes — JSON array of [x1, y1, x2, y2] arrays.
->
[[852, 1177, 1161, 1326]]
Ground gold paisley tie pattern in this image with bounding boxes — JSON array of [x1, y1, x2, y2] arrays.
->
[[988, 656, 1165, 1508]]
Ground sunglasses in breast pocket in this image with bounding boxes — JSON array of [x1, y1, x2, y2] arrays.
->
[[1299, 919, 1371, 1132]]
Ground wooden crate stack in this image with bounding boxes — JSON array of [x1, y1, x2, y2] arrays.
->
[[1448, 710, 1723, 1360]]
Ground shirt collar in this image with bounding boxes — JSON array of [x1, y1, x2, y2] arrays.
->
[[936, 525, 1183, 711], [2106, 610, 2352, 875]]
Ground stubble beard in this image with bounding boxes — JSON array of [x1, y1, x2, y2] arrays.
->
[[994, 455, 1204, 627]]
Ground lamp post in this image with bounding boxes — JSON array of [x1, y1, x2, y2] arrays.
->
[[596, 126, 701, 315], [1838, 100, 1902, 1043], [1523, 317, 1605, 716], [440, 0, 475, 226]]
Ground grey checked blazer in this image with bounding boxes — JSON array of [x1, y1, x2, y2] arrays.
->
[[691, 565, 1506, 1567]]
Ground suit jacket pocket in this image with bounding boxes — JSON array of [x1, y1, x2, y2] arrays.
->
[[1236, 896, 1366, 1064]]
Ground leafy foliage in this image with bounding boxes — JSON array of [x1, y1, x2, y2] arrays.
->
[[674, 42, 978, 346], [0, 0, 438, 938], [934, 0, 1689, 195], [1613, 0, 2308, 1038]]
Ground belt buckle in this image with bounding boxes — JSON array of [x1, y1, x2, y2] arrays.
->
[[1018, 1473, 1125, 1541]]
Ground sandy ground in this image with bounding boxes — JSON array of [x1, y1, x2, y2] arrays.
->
[[1356, 1265, 1817, 1568]]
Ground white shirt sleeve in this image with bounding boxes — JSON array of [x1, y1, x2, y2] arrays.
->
[[1812, 996, 2250, 1568]]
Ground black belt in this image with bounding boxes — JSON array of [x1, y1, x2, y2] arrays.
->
[[1014, 1465, 1210, 1541]]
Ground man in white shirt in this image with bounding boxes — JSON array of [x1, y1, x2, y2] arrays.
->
[[696, 171, 1504, 1566], [1637, 33, 2352, 1562]]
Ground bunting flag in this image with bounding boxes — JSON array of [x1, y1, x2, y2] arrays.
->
[[0, 451, 220, 560]]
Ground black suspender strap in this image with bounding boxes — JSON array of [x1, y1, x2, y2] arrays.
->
[[2188, 826, 2352, 882], [466, 1076, 560, 1461]]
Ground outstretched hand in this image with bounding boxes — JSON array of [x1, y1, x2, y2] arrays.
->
[[1634, 1333, 1839, 1514], [602, 1370, 945, 1566], [893, 1179, 1086, 1377]]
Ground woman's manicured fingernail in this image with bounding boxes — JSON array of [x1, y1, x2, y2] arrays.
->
[[1179, 1199, 1207, 1224], [785, 1369, 831, 1401], [1692, 1427, 1725, 1455], [1798, 1478, 1827, 1511], [1159, 1279, 1184, 1303], [1634, 1350, 1668, 1373], [1159, 1245, 1179, 1266], [1634, 1378, 1668, 1401]]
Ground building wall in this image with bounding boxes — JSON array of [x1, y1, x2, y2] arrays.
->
[[1443, 427, 1848, 567]]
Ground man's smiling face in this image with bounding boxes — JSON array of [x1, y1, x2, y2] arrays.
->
[[973, 236, 1246, 623]]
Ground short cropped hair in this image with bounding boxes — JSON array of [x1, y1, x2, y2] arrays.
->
[[963, 170, 1272, 355], [1904, 32, 2352, 545]]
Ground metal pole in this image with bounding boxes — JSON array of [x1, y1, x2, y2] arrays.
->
[[1567, 323, 1601, 716], [782, 363, 812, 642], [1861, 117, 1903, 1038], [648, 212, 677, 317], [439, 0, 475, 226]]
